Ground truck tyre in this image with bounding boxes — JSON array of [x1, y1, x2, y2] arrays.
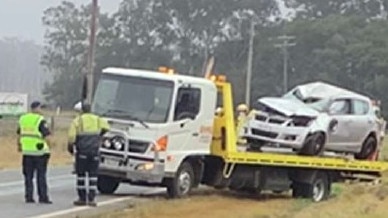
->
[[97, 175, 120, 194], [305, 172, 330, 202], [299, 133, 325, 156], [166, 162, 195, 198], [355, 136, 377, 160]]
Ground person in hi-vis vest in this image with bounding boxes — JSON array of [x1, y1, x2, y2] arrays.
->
[[17, 101, 52, 204], [68, 103, 110, 207], [236, 104, 249, 144]]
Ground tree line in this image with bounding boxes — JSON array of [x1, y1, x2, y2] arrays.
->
[[41, 0, 388, 117]]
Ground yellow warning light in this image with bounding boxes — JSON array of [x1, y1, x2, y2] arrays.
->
[[158, 66, 175, 74], [217, 75, 226, 82], [158, 66, 168, 73], [208, 75, 227, 82]]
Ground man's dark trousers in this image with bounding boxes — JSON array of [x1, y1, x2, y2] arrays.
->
[[75, 154, 99, 202], [22, 154, 50, 202]]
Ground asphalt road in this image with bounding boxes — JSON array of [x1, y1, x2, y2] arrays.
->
[[0, 166, 164, 218]]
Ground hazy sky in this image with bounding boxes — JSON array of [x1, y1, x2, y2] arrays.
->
[[0, 0, 290, 45], [0, 0, 121, 44]]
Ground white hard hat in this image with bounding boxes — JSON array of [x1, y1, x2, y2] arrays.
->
[[74, 101, 82, 112], [237, 104, 248, 112]]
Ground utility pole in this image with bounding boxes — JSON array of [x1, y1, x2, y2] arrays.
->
[[274, 35, 296, 94], [85, 0, 98, 104], [245, 21, 255, 108]]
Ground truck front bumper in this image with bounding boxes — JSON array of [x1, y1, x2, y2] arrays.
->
[[98, 153, 165, 184]]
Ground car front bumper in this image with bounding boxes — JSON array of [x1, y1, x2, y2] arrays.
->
[[244, 119, 310, 149]]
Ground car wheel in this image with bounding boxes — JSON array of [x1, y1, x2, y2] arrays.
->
[[355, 136, 377, 160], [299, 133, 325, 156], [166, 162, 195, 198]]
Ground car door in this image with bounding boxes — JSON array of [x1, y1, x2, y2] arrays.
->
[[326, 98, 355, 150], [350, 99, 374, 145]]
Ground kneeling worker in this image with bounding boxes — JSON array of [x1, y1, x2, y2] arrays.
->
[[67, 103, 110, 206]]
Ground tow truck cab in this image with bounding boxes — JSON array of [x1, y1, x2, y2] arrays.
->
[[92, 67, 218, 195]]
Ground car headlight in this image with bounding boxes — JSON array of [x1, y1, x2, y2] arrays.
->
[[291, 116, 316, 127]]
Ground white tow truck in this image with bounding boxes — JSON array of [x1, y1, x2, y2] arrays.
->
[[89, 67, 388, 202]]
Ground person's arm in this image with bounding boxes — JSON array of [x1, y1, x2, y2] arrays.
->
[[67, 118, 78, 154], [16, 126, 21, 152], [38, 120, 52, 147], [99, 117, 110, 136]]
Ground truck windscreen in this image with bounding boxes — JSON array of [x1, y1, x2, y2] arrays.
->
[[92, 74, 174, 123]]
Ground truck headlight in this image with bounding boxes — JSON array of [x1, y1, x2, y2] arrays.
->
[[103, 139, 111, 148], [113, 141, 123, 150]]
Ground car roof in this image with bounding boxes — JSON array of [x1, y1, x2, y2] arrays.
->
[[285, 81, 370, 101]]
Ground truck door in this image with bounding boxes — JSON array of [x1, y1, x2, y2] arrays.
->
[[168, 85, 214, 153]]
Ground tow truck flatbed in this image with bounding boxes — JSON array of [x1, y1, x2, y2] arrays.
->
[[224, 151, 388, 172]]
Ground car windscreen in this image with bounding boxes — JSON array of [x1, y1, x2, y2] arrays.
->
[[92, 73, 174, 123]]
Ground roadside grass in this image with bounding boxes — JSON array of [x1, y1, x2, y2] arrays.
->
[[97, 138, 388, 218], [0, 112, 74, 169], [97, 176, 388, 218]]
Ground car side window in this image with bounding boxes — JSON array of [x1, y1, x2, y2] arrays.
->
[[329, 99, 351, 115], [352, 99, 369, 115], [173, 87, 201, 121]]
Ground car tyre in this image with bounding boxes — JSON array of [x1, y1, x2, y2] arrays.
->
[[355, 136, 377, 160], [299, 133, 325, 156]]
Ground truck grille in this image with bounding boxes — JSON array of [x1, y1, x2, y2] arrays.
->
[[128, 140, 149, 153], [102, 137, 150, 154]]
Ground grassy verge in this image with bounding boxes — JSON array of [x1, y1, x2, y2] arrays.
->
[[96, 178, 388, 218], [97, 138, 388, 218]]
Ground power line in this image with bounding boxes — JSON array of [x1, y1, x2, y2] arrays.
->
[[274, 35, 296, 94]]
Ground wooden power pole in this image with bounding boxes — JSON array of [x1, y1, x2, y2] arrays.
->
[[85, 0, 98, 104]]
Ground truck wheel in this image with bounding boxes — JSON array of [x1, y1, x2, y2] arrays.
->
[[305, 172, 330, 202], [355, 136, 377, 160], [299, 133, 325, 156], [166, 162, 194, 198], [97, 175, 120, 194]]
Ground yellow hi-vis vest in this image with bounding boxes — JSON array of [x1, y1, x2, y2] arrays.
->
[[19, 113, 49, 155], [236, 113, 247, 144]]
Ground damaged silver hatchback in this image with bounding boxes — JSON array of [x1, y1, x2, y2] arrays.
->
[[243, 82, 380, 160]]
